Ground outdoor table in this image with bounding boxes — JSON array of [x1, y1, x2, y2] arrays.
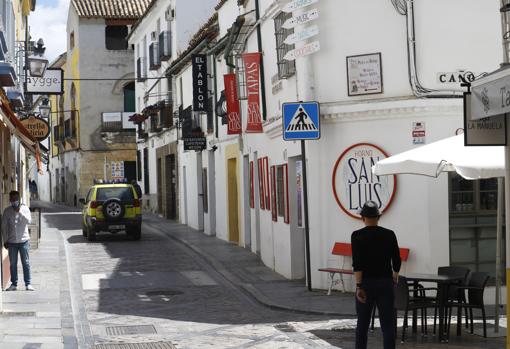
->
[[404, 273, 464, 342]]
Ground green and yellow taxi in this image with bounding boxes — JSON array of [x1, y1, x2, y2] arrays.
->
[[80, 180, 142, 241]]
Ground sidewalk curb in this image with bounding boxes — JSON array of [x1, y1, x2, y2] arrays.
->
[[144, 216, 356, 318]]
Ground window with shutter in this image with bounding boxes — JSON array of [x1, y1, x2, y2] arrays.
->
[[159, 31, 172, 61]]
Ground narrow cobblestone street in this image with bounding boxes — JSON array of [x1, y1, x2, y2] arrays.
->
[[0, 202, 506, 348]]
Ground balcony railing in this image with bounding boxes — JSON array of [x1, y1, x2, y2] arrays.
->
[[102, 112, 137, 132]]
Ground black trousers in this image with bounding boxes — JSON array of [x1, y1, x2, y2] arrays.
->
[[355, 277, 396, 349]]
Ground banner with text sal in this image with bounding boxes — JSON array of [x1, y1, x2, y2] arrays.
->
[[224, 74, 241, 135], [243, 53, 263, 133]]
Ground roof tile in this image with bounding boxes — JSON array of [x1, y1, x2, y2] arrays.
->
[[72, 0, 151, 19]]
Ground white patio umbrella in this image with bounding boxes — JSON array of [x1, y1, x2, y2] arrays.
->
[[373, 134, 504, 179], [373, 134, 505, 332]]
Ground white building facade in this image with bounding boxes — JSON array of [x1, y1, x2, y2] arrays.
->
[[128, 0, 217, 218], [133, 0, 506, 299]]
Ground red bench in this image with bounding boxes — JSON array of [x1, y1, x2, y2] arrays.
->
[[319, 242, 410, 295]]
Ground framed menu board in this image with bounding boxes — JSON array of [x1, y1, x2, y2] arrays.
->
[[346, 52, 383, 96]]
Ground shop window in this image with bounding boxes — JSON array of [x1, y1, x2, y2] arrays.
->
[[105, 25, 128, 50], [449, 173, 505, 284], [274, 11, 296, 79]]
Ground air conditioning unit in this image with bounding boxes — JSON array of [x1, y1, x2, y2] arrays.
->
[[150, 31, 157, 41], [165, 7, 175, 21]]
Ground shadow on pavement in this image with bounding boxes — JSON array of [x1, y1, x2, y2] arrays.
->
[[311, 326, 506, 349], [40, 201, 339, 325]]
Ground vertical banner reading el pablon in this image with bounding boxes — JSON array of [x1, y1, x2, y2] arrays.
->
[[243, 53, 263, 133], [224, 74, 241, 134], [192, 54, 208, 112]]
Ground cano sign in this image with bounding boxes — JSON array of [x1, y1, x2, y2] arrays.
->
[[332, 143, 396, 219], [20, 115, 50, 141]]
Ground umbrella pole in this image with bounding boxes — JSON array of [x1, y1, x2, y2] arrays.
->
[[496, 177, 503, 332]]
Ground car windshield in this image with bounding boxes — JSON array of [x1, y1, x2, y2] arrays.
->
[[96, 187, 134, 201]]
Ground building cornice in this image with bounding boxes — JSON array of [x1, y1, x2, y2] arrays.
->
[[261, 97, 464, 139], [321, 97, 463, 123]]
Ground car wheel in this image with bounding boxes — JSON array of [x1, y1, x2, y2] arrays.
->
[[102, 198, 125, 220], [86, 227, 96, 241]]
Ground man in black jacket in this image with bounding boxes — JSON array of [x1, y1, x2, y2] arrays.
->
[[352, 201, 401, 349]]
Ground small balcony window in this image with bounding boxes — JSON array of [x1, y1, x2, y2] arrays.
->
[[137, 57, 147, 82], [159, 31, 172, 61], [149, 43, 161, 70]]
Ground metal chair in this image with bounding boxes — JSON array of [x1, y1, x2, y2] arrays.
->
[[447, 272, 490, 338], [435, 266, 470, 336], [394, 276, 436, 343]]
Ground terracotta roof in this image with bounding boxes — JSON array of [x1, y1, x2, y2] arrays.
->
[[71, 0, 152, 19], [215, 0, 228, 10]]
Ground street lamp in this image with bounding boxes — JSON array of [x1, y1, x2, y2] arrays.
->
[[39, 99, 51, 119], [28, 39, 48, 77]]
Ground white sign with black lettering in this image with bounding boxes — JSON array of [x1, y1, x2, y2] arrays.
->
[[464, 93, 506, 146], [26, 68, 63, 95], [282, 8, 319, 29], [437, 71, 476, 86]]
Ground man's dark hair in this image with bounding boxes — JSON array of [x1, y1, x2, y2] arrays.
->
[[9, 190, 20, 198]]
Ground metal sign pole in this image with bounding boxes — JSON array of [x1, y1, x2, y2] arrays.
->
[[496, 177, 503, 332], [301, 139, 312, 291]]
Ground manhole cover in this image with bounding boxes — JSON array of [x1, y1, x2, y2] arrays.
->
[[145, 290, 183, 297], [274, 323, 296, 333], [106, 325, 157, 336], [92, 343, 176, 349]]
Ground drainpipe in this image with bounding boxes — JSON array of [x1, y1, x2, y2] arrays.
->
[[404, 0, 463, 98], [254, 0, 268, 120]]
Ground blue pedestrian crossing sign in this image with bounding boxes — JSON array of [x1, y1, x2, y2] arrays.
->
[[283, 102, 320, 141]]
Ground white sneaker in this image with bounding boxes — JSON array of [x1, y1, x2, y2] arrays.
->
[[5, 285, 17, 291], [26, 285, 35, 291]]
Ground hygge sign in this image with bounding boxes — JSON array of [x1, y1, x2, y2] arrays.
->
[[192, 54, 208, 112], [332, 143, 396, 219], [471, 68, 510, 120], [26, 68, 63, 95], [464, 93, 507, 146]]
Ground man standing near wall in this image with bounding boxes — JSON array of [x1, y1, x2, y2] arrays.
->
[[1, 191, 34, 291], [352, 201, 401, 349]]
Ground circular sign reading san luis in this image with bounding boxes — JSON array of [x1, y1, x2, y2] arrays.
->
[[332, 143, 396, 219], [20, 115, 50, 141]]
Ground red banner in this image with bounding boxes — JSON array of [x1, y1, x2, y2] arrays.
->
[[224, 74, 241, 135], [243, 52, 263, 133]]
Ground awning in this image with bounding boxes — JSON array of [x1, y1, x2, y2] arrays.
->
[[0, 91, 42, 172]]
